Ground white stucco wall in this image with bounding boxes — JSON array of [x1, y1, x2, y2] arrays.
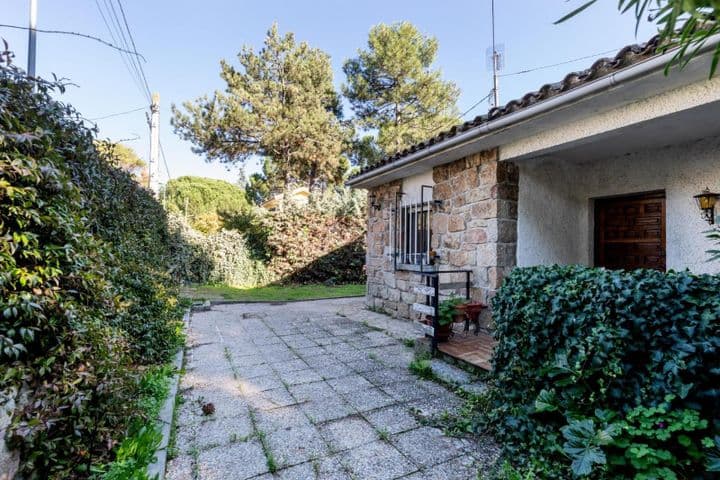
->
[[401, 170, 434, 204], [517, 136, 720, 274], [502, 75, 720, 162]]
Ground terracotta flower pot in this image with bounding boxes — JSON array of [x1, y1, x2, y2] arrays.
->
[[424, 315, 453, 342]]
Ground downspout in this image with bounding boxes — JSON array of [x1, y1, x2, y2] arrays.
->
[[346, 36, 720, 188]]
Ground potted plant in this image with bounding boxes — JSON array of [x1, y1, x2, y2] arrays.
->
[[433, 296, 467, 341]]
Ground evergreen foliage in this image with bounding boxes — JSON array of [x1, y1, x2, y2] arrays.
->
[[171, 23, 351, 192], [0, 67, 184, 477], [163, 175, 249, 233], [343, 21, 460, 161]]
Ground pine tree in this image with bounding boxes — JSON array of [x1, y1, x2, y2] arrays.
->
[[343, 22, 460, 160], [172, 24, 350, 192]]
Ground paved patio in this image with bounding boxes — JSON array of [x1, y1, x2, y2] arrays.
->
[[166, 298, 499, 480]]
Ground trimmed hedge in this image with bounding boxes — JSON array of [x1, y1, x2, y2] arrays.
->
[[1, 67, 184, 477], [489, 265, 720, 479]]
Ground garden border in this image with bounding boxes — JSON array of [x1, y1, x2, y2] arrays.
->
[[146, 310, 190, 479], [198, 294, 366, 307]]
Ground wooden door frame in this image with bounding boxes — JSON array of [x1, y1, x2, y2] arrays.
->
[[593, 190, 666, 269]]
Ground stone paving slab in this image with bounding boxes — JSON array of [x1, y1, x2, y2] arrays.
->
[[166, 298, 498, 480]]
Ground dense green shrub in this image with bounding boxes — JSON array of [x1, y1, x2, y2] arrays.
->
[[488, 265, 720, 479], [168, 212, 270, 288], [172, 187, 367, 287], [163, 176, 248, 233], [262, 189, 366, 285], [0, 67, 184, 477]]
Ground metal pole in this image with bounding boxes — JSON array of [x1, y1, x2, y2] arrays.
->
[[491, 0, 499, 108], [27, 0, 37, 77], [149, 93, 160, 196]]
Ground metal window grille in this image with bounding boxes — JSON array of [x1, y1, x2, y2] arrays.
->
[[394, 186, 433, 268]]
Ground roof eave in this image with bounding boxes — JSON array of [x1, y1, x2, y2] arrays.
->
[[346, 35, 720, 190]]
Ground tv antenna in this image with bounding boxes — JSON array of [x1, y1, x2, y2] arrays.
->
[[486, 0, 504, 108]]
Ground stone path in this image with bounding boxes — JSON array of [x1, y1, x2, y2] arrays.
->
[[166, 298, 499, 480]]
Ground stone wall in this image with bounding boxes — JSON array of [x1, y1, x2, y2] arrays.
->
[[364, 148, 519, 326]]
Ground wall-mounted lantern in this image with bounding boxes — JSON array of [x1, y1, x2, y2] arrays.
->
[[694, 187, 719, 224], [368, 192, 382, 211]]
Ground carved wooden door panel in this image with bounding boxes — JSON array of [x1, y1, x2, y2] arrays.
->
[[594, 192, 666, 271]]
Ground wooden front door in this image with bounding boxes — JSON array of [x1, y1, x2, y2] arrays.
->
[[594, 192, 666, 271]]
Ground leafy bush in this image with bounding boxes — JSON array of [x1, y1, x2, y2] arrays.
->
[[488, 265, 720, 479], [168, 212, 270, 288], [0, 67, 184, 477], [163, 175, 249, 233], [262, 189, 366, 285]]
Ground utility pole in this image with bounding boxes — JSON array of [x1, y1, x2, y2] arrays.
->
[[27, 0, 37, 77], [148, 92, 160, 196]]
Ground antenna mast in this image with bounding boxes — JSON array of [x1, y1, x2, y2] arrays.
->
[[491, 0, 499, 108]]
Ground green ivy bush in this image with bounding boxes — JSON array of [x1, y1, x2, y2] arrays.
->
[[488, 265, 720, 479], [0, 67, 184, 477], [167, 212, 270, 288], [262, 189, 366, 285]]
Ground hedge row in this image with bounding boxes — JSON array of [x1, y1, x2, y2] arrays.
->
[[170, 188, 367, 287], [489, 265, 720, 479], [0, 67, 184, 477]]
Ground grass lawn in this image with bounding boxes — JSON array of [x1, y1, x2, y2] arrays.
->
[[183, 283, 366, 302]]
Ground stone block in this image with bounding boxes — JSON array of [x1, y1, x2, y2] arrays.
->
[[497, 243, 517, 267], [449, 250, 473, 267], [443, 233, 460, 249], [463, 228, 487, 244], [498, 219, 518, 243], [448, 215, 465, 232], [471, 200, 496, 219], [431, 213, 448, 234], [476, 243, 497, 267], [497, 199, 518, 220]]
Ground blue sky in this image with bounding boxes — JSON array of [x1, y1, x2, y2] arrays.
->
[[2, 1, 656, 185]]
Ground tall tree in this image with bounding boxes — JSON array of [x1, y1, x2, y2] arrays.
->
[[171, 24, 350, 192], [95, 141, 148, 185], [343, 22, 460, 160], [163, 176, 249, 233], [557, 1, 720, 77]]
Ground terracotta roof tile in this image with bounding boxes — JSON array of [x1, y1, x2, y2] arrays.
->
[[351, 35, 662, 179]]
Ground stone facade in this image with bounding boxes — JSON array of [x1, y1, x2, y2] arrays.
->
[[364, 148, 519, 326]]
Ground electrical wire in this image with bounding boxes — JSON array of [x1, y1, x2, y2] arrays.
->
[[0, 23, 146, 59], [116, 0, 152, 100], [460, 91, 493, 118], [499, 48, 619, 77], [159, 140, 172, 180], [88, 106, 146, 121], [94, 0, 148, 100]]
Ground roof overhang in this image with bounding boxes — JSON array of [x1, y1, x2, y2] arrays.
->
[[346, 36, 720, 189]]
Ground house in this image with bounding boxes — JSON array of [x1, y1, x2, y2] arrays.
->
[[261, 186, 311, 210], [347, 35, 720, 335]]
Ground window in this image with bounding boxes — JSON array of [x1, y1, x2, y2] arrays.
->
[[393, 187, 433, 267]]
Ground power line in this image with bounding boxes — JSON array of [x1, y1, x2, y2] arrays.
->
[[95, 0, 150, 102], [88, 106, 146, 121], [94, 0, 145, 98], [0, 23, 146, 60], [159, 140, 172, 180], [116, 0, 152, 100], [499, 48, 619, 77], [460, 91, 493, 118]]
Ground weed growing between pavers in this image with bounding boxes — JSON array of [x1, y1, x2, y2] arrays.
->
[[408, 355, 434, 380]]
